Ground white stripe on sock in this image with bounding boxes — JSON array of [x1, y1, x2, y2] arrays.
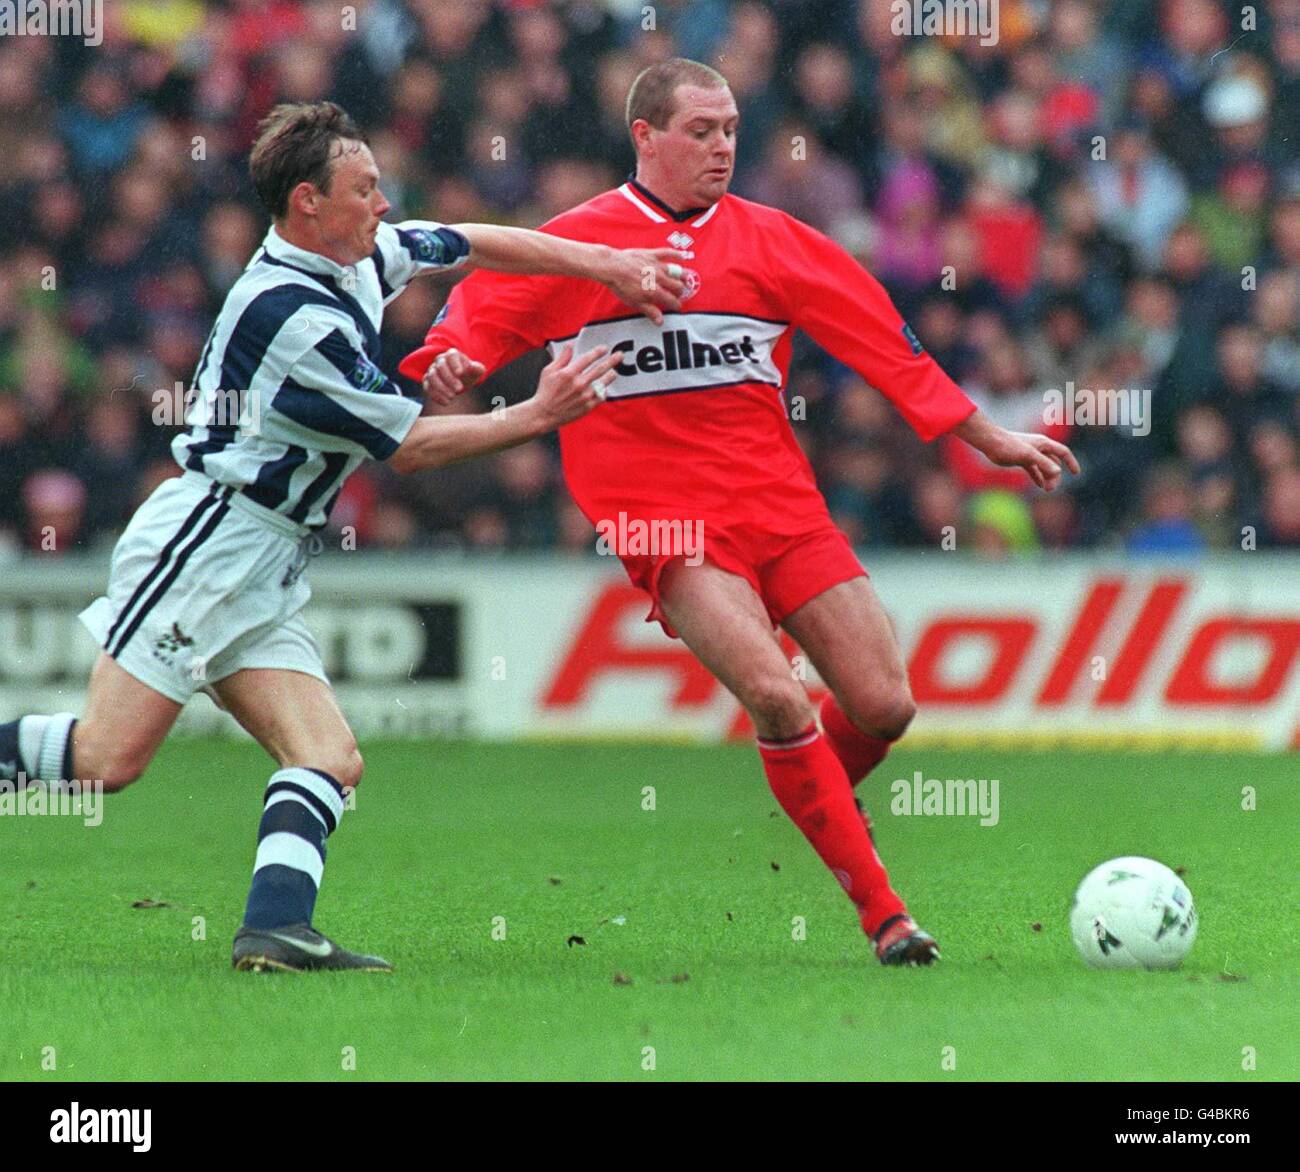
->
[[39, 714, 75, 782], [757, 727, 821, 752], [252, 832, 324, 887], [17, 716, 50, 780], [266, 767, 344, 825], [20, 713, 75, 783]]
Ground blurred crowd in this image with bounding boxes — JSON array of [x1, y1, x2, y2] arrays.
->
[[1, 0, 1297, 559]]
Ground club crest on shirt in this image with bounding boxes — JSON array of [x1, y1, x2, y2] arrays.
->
[[151, 623, 194, 667], [679, 268, 701, 301]]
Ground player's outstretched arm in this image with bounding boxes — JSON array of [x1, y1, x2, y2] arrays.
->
[[950, 410, 1081, 492], [779, 215, 1081, 490], [388, 344, 620, 474], [451, 224, 686, 324]]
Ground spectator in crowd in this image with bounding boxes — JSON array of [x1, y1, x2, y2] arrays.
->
[[1190, 158, 1273, 271], [1198, 68, 1277, 189], [1023, 294, 1105, 393], [1257, 464, 1300, 547], [1253, 270, 1299, 395], [22, 469, 87, 555], [790, 41, 875, 187], [968, 489, 1041, 557], [1176, 403, 1240, 547], [869, 158, 943, 296], [742, 115, 864, 232], [56, 61, 154, 178], [1126, 463, 1207, 554], [1087, 121, 1189, 270], [1034, 179, 1131, 321], [1211, 321, 1293, 443]]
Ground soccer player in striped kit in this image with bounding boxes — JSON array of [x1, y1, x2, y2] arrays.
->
[[403, 61, 1080, 966], [0, 101, 685, 972]]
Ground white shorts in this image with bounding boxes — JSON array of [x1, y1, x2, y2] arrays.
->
[[80, 472, 329, 705]]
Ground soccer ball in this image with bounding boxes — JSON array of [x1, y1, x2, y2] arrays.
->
[[1069, 856, 1197, 970]]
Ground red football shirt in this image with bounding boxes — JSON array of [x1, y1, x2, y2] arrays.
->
[[399, 182, 976, 536]]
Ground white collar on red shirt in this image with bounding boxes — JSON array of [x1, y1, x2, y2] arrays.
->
[[618, 179, 722, 229]]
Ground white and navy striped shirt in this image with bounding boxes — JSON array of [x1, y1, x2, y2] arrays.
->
[[173, 220, 470, 531]]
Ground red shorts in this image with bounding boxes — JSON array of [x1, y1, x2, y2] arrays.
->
[[619, 517, 867, 639]]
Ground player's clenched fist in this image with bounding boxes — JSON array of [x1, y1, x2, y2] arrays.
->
[[422, 348, 487, 405], [530, 344, 621, 427]]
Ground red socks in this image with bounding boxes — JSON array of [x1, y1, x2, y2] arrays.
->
[[757, 724, 905, 937], [757, 697, 908, 937], [819, 693, 893, 785]]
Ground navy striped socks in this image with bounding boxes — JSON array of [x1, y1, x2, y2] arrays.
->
[[0, 713, 77, 785], [242, 767, 346, 930]]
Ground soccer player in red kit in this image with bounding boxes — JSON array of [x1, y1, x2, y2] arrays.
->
[[401, 60, 1078, 965]]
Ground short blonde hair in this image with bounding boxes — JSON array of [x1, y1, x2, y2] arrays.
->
[[625, 58, 729, 135]]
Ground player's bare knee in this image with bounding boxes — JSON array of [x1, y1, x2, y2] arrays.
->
[[276, 739, 362, 790], [95, 754, 148, 792], [865, 683, 917, 740], [743, 676, 813, 740], [841, 685, 917, 742], [876, 692, 917, 741], [333, 744, 364, 790], [315, 743, 363, 790], [74, 733, 149, 792]]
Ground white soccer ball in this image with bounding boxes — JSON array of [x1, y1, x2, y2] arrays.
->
[[1069, 856, 1197, 970]]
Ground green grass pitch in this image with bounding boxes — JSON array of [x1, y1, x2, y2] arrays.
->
[[1, 741, 1295, 1081]]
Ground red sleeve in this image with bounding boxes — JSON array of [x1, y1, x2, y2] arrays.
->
[[397, 266, 571, 382], [779, 214, 976, 442]]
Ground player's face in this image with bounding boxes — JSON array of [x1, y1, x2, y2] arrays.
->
[[653, 85, 739, 206], [315, 141, 391, 265]]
